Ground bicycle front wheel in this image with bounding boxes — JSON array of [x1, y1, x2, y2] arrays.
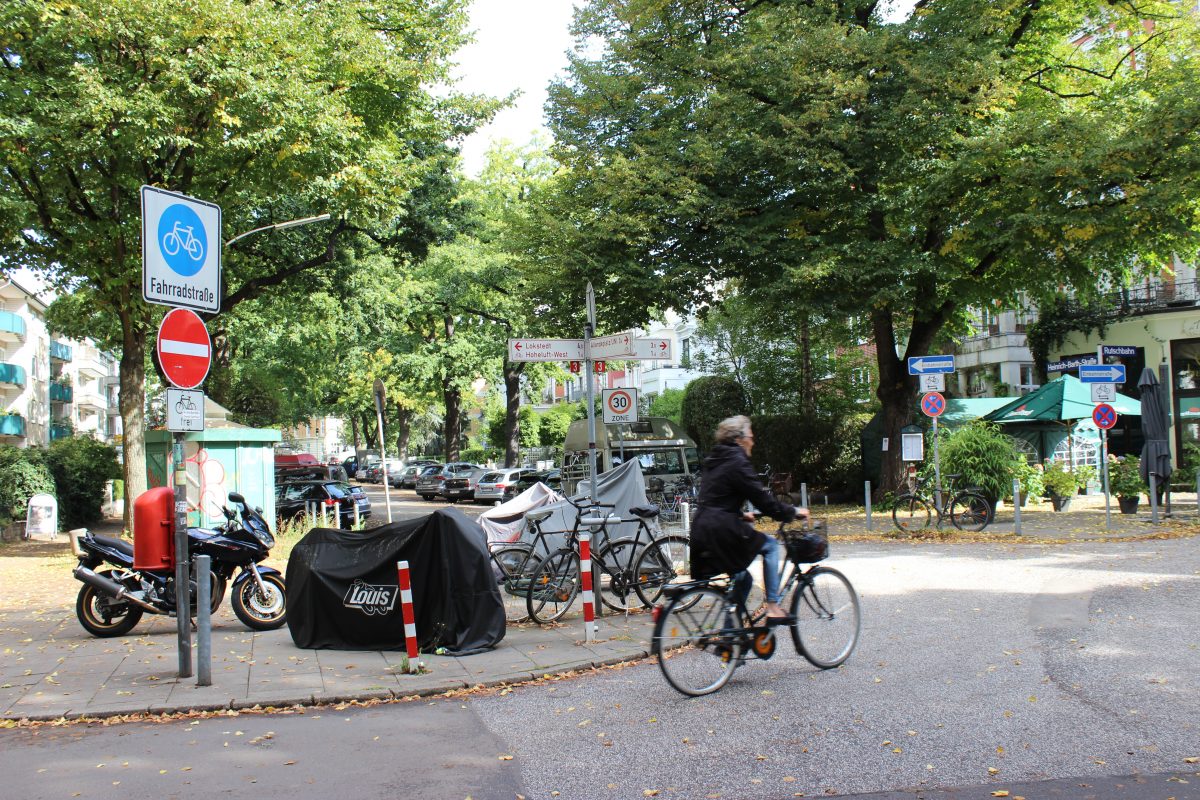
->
[[492, 545, 541, 623], [891, 494, 932, 532], [949, 492, 992, 532], [789, 566, 860, 669], [633, 535, 691, 607], [526, 549, 580, 624], [654, 587, 740, 696]]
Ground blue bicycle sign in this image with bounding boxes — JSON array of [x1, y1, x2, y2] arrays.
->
[[157, 203, 207, 276]]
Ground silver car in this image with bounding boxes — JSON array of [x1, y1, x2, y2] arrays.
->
[[473, 469, 528, 504]]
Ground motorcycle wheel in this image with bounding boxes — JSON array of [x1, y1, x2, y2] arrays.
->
[[76, 570, 143, 637], [231, 573, 287, 631]]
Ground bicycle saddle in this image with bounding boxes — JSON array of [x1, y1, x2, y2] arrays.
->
[[627, 504, 659, 519], [524, 509, 554, 523]]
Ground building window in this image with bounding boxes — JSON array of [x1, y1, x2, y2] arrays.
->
[[681, 338, 691, 368], [1019, 363, 1037, 393], [978, 307, 1000, 335]]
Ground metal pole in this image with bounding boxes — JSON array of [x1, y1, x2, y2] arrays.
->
[[681, 502, 691, 535], [1150, 472, 1159, 524], [1196, 469, 1199, 519], [932, 416, 943, 512], [173, 433, 192, 678], [1012, 478, 1022, 535], [800, 482, 809, 509], [864, 480, 872, 531], [196, 555, 211, 686], [375, 410, 393, 524], [584, 283, 598, 506], [1101, 428, 1111, 531]]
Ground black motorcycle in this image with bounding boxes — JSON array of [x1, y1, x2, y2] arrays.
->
[[72, 492, 287, 637]]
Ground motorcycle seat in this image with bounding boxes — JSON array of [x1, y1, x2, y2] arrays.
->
[[93, 533, 133, 556]]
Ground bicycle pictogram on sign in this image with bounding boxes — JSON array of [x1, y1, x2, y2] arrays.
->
[[1093, 403, 1117, 430], [157, 203, 207, 277], [921, 391, 946, 418]]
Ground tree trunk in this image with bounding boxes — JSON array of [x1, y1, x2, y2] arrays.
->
[[118, 315, 148, 532], [393, 405, 413, 461], [351, 416, 360, 449], [359, 411, 377, 449], [443, 375, 462, 462], [503, 362, 522, 467], [798, 311, 815, 417]]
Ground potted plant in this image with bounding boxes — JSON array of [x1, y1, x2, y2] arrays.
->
[[1011, 459, 1044, 505], [1042, 460, 1082, 511], [939, 422, 1022, 512], [1108, 454, 1145, 514]]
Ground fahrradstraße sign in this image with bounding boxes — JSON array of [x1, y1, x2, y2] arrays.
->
[[142, 186, 222, 313]]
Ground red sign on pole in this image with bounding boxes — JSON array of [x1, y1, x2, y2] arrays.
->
[[921, 391, 946, 418], [157, 308, 211, 389], [1093, 403, 1117, 430]]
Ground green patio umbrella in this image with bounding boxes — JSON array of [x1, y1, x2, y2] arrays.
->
[[982, 375, 1141, 424]]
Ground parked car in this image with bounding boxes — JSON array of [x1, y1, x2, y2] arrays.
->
[[391, 464, 424, 489], [443, 467, 491, 503], [414, 462, 482, 500], [275, 480, 371, 529], [276, 464, 350, 483], [473, 469, 529, 504], [514, 468, 562, 493], [356, 459, 380, 482]]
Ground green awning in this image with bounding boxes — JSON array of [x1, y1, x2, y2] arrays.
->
[[982, 375, 1140, 424]]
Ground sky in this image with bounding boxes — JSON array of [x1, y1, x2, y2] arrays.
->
[[453, 0, 577, 175]]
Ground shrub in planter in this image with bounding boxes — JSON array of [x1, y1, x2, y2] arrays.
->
[[1042, 460, 1084, 510], [936, 422, 1021, 505], [1009, 459, 1044, 504], [1108, 455, 1145, 513]]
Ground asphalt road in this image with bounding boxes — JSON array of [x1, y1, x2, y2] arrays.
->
[[357, 482, 492, 524], [2, 529, 1197, 800]]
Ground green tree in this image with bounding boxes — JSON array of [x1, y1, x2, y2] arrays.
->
[[648, 388, 686, 426], [0, 0, 493, 522], [681, 376, 747, 453], [539, 0, 1200, 492]]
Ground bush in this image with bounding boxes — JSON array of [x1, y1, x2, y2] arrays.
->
[[937, 422, 1023, 502], [45, 436, 121, 529], [746, 411, 867, 499], [0, 458, 55, 524], [1042, 459, 1085, 498], [681, 376, 747, 453], [1108, 455, 1145, 498]]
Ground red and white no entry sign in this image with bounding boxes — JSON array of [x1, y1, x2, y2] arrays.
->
[[157, 308, 211, 389]]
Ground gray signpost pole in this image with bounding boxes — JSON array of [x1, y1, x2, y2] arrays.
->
[[173, 434, 191, 678], [584, 283, 599, 505], [374, 378, 392, 523]]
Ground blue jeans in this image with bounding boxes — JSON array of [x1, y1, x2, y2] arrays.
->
[[734, 536, 783, 608]]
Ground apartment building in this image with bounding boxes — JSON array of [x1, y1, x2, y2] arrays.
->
[[952, 302, 1040, 399], [0, 278, 121, 447]]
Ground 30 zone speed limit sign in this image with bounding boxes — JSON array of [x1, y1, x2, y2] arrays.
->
[[603, 388, 638, 424]]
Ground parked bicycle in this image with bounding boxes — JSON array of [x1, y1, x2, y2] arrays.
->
[[891, 472, 992, 533], [658, 476, 698, 524], [526, 496, 690, 624], [651, 519, 860, 696]]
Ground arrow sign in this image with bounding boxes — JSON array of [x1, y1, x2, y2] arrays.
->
[[907, 355, 955, 375], [630, 338, 672, 360], [157, 308, 211, 389], [508, 338, 585, 362], [1079, 364, 1126, 384], [589, 333, 635, 359]]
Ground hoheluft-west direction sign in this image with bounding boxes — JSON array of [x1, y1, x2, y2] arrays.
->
[[907, 355, 955, 375], [1079, 364, 1126, 384], [508, 339, 585, 362]]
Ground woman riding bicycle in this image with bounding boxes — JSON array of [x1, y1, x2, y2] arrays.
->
[[690, 415, 809, 622]]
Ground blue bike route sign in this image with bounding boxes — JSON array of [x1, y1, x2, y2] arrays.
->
[[907, 354, 955, 375], [142, 186, 222, 313]]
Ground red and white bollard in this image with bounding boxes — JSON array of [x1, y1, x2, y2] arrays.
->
[[396, 560, 419, 672], [579, 532, 596, 643]]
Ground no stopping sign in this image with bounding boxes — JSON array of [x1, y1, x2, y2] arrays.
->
[[603, 387, 638, 424]]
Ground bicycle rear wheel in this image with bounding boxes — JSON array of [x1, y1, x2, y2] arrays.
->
[[492, 545, 541, 623], [633, 535, 691, 607], [789, 566, 860, 669], [526, 549, 580, 624], [595, 537, 638, 611], [949, 492, 991, 532], [891, 494, 931, 532], [654, 587, 740, 696]]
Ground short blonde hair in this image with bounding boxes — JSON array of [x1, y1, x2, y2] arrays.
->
[[715, 415, 752, 445]]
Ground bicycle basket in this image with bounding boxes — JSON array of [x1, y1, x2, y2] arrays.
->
[[781, 528, 828, 564]]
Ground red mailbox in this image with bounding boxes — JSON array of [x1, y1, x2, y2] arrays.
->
[[133, 486, 176, 571]]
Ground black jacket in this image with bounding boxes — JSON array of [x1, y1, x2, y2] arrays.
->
[[690, 443, 796, 579]]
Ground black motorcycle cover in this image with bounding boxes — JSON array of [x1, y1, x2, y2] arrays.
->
[[285, 508, 505, 655]]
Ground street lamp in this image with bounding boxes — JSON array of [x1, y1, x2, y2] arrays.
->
[[224, 213, 331, 248]]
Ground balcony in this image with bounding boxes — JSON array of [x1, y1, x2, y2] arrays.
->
[[50, 381, 73, 403], [50, 422, 71, 441], [0, 414, 26, 437], [76, 356, 108, 379], [0, 311, 25, 343], [50, 340, 73, 362], [75, 392, 105, 413], [0, 362, 25, 392], [1075, 279, 1200, 319]]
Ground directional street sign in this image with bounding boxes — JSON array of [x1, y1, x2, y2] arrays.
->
[[589, 333, 635, 359], [632, 338, 672, 360], [508, 338, 585, 362], [907, 355, 955, 375], [919, 373, 945, 393], [1093, 403, 1117, 430], [157, 308, 211, 390], [921, 391, 946, 418], [1079, 364, 1126, 384], [141, 186, 222, 313]]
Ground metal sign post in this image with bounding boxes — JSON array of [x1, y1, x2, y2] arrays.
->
[[584, 283, 598, 506], [1101, 428, 1111, 530], [173, 434, 191, 677], [374, 378, 392, 523]]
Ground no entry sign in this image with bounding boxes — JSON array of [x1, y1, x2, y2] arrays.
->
[[157, 308, 211, 389]]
